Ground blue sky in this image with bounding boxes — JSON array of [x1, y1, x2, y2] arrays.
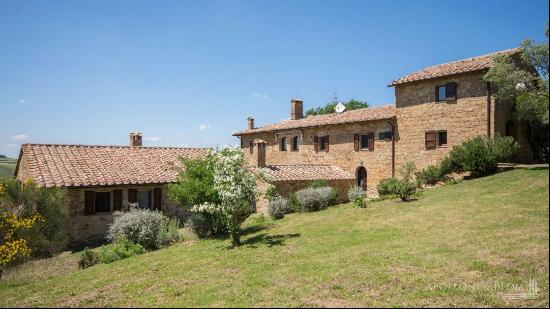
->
[[0, 0, 548, 157]]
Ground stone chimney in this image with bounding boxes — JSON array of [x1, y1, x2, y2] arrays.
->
[[247, 117, 255, 131], [291, 98, 303, 120], [130, 132, 142, 147], [252, 139, 267, 168]]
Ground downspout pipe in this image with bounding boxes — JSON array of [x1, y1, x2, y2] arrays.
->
[[486, 81, 491, 138], [386, 119, 396, 178]]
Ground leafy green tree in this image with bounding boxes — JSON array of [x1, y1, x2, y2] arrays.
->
[[483, 22, 549, 161], [305, 95, 369, 117]]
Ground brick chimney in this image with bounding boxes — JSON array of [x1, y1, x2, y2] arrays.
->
[[130, 132, 142, 147], [247, 117, 255, 131], [252, 139, 267, 168], [291, 98, 303, 120]]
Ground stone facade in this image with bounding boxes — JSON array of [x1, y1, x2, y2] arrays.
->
[[65, 185, 187, 245], [238, 70, 532, 200], [241, 119, 394, 196]]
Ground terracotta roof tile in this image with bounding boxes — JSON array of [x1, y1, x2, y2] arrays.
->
[[18, 144, 207, 188], [233, 105, 395, 136], [253, 164, 354, 182], [390, 48, 521, 86]]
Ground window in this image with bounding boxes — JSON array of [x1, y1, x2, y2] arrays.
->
[[425, 130, 447, 149], [319, 135, 329, 151], [378, 131, 392, 141], [291, 136, 300, 151], [249, 140, 254, 154], [361, 134, 370, 150], [438, 131, 447, 146], [280, 137, 287, 151], [138, 191, 151, 209], [94, 192, 111, 213], [436, 82, 457, 102]]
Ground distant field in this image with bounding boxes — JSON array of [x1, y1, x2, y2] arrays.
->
[[0, 157, 17, 177]]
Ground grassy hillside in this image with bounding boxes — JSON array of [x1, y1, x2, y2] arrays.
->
[[0, 168, 548, 307], [0, 157, 16, 178]]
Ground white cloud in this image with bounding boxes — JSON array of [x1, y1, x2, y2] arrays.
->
[[198, 124, 212, 131], [18, 99, 26, 104], [12, 134, 30, 141], [143, 136, 160, 141], [252, 92, 268, 100]]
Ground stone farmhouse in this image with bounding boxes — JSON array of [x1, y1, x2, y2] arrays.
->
[[14, 48, 534, 243], [233, 48, 534, 210], [14, 133, 207, 244]]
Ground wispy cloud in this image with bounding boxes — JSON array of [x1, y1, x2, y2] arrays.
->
[[252, 92, 268, 100], [198, 124, 212, 131], [18, 99, 26, 104], [12, 134, 30, 141], [143, 136, 160, 141]]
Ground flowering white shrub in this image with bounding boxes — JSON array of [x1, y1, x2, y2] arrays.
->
[[295, 187, 338, 212], [190, 147, 262, 246]]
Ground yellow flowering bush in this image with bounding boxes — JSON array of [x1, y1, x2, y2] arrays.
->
[[0, 212, 42, 278]]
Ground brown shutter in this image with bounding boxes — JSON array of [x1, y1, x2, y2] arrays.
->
[[128, 189, 137, 203], [313, 136, 319, 152], [368, 133, 374, 151], [154, 188, 162, 210], [84, 191, 95, 216], [353, 134, 360, 151], [325, 136, 329, 152], [113, 190, 122, 211], [446, 82, 457, 100], [425, 131, 437, 149]]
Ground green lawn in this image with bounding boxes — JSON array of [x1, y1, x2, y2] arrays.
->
[[1, 168, 548, 307], [0, 157, 16, 178]]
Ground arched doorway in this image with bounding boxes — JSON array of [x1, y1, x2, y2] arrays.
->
[[356, 166, 367, 190]]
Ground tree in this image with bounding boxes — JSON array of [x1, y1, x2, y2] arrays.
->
[[483, 22, 549, 162], [305, 94, 369, 117], [189, 148, 264, 247]]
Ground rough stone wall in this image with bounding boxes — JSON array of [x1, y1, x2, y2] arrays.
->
[[66, 185, 187, 245], [241, 120, 394, 196], [15, 152, 31, 182], [255, 179, 354, 214]]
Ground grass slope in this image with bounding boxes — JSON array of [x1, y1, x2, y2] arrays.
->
[[0, 157, 16, 178], [0, 168, 548, 307]]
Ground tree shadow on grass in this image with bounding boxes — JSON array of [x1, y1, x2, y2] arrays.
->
[[242, 233, 301, 248]]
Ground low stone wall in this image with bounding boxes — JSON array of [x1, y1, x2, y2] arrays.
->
[[256, 179, 354, 214]]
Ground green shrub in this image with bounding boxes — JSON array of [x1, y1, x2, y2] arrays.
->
[[489, 135, 519, 162], [295, 187, 335, 212], [308, 180, 328, 189], [392, 180, 417, 201], [267, 197, 289, 220], [415, 165, 446, 186], [377, 178, 400, 197], [107, 207, 168, 250], [439, 156, 461, 175], [98, 240, 146, 264], [157, 217, 182, 247], [354, 197, 367, 208], [264, 185, 280, 201], [186, 212, 227, 238], [287, 192, 301, 213], [449, 137, 497, 178], [78, 248, 99, 269]]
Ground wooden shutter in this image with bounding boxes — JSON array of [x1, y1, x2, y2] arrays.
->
[[425, 131, 437, 149], [446, 82, 457, 100], [84, 191, 95, 216], [113, 190, 122, 211], [128, 189, 138, 203], [353, 134, 360, 151], [325, 136, 329, 152], [368, 133, 374, 151], [313, 136, 319, 152], [154, 188, 162, 211]]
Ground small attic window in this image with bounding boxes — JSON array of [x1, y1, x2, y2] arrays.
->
[[436, 86, 446, 102]]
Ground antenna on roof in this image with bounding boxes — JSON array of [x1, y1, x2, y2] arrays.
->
[[334, 102, 346, 114]]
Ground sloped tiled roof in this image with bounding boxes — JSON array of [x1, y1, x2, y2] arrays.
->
[[390, 48, 521, 86], [253, 164, 355, 182], [16, 144, 207, 188], [233, 105, 396, 136]]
